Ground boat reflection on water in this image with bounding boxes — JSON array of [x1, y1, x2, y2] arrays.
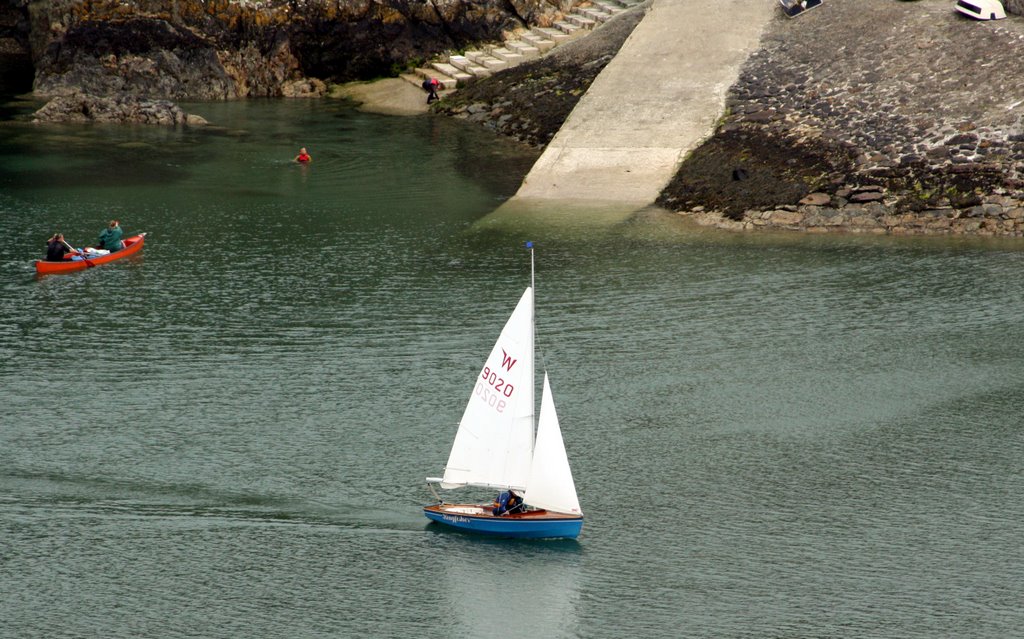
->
[[436, 540, 583, 636]]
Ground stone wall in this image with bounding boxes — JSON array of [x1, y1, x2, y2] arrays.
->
[[681, 189, 1024, 237], [1005, 0, 1023, 17]]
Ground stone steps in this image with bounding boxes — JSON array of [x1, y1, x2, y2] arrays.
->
[[402, 0, 640, 99], [505, 41, 541, 60], [447, 55, 491, 79], [518, 32, 556, 53]]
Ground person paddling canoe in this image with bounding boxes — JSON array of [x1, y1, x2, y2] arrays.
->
[[45, 233, 75, 261]]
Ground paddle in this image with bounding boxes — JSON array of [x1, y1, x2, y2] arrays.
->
[[54, 238, 95, 267], [66, 242, 97, 268]]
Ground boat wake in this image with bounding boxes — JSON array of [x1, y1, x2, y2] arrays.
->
[[0, 470, 422, 532]]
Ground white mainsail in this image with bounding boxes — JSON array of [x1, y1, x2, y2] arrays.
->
[[523, 374, 582, 515], [440, 287, 535, 491]]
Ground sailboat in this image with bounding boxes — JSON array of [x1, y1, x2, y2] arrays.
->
[[424, 244, 584, 539]]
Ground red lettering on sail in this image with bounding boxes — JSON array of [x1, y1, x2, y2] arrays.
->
[[500, 349, 517, 372], [481, 366, 515, 399]]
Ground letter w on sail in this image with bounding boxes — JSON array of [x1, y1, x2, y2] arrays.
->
[[500, 349, 517, 371]]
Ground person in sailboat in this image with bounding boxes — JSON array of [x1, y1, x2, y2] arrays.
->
[[492, 490, 525, 516]]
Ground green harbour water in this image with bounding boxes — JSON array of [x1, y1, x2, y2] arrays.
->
[[1, 97, 1023, 638]]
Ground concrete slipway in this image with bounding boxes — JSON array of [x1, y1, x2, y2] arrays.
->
[[511, 0, 775, 208]]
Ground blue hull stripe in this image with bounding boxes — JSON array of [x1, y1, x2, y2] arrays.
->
[[423, 508, 583, 539]]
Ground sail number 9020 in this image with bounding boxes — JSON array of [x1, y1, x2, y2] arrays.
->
[[475, 366, 515, 413], [481, 366, 515, 398]]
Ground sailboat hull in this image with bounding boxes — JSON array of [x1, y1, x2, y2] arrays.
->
[[423, 504, 583, 539]]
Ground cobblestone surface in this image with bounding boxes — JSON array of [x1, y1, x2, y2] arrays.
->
[[659, 0, 1024, 236], [735, 0, 1024, 178]]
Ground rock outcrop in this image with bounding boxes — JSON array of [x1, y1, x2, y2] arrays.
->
[[24, 0, 575, 101], [0, 0, 32, 94], [32, 92, 208, 125]]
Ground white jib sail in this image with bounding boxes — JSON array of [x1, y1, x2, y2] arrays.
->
[[523, 374, 582, 515], [441, 287, 535, 491]]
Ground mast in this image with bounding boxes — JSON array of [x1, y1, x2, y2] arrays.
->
[[527, 241, 536, 443], [529, 241, 535, 293]]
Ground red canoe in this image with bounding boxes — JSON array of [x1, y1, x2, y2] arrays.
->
[[34, 233, 147, 275]]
